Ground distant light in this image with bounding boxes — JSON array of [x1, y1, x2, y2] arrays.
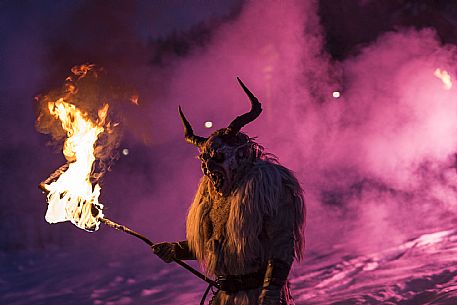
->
[[434, 68, 452, 90], [122, 148, 129, 156], [332, 91, 341, 98], [204, 121, 213, 128]]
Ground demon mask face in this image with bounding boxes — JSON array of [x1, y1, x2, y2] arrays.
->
[[198, 131, 255, 195], [178, 78, 262, 196]]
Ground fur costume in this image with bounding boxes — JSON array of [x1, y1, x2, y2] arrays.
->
[[153, 78, 305, 305], [186, 157, 305, 305]]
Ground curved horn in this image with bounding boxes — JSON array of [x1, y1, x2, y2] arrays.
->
[[178, 106, 207, 146], [227, 77, 262, 134]]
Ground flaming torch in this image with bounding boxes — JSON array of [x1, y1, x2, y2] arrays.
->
[[41, 99, 107, 231], [36, 64, 216, 288]]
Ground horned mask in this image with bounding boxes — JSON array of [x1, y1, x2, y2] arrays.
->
[[179, 78, 262, 196]]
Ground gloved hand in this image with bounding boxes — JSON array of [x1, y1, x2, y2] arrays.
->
[[258, 286, 281, 305], [151, 242, 178, 263]]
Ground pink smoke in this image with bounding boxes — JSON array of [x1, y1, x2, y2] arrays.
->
[[135, 1, 457, 254], [54, 0, 457, 259]]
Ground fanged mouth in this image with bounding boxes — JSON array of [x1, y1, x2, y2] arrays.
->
[[209, 171, 225, 191]]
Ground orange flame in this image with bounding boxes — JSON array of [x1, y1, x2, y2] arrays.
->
[[43, 98, 108, 231], [71, 63, 96, 80], [434, 68, 452, 90]]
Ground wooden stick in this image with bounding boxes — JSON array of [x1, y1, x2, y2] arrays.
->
[[98, 217, 217, 286], [40, 163, 70, 186], [38, 165, 217, 287]]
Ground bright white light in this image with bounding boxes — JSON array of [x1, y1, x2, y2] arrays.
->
[[122, 148, 129, 156], [204, 121, 213, 128], [332, 91, 341, 98], [434, 68, 452, 90]]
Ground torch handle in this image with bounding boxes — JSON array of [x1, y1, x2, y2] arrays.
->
[[39, 181, 216, 287], [99, 217, 154, 246], [98, 217, 218, 287], [40, 163, 70, 186]]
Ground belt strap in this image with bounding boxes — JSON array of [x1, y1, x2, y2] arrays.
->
[[216, 270, 265, 293]]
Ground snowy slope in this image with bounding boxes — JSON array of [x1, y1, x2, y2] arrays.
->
[[2, 228, 457, 305]]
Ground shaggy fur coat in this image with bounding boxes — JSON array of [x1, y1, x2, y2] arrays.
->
[[186, 159, 305, 305]]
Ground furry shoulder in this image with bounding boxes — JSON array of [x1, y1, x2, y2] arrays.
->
[[235, 160, 304, 216]]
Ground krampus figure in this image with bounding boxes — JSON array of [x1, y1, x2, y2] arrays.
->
[[153, 78, 305, 305]]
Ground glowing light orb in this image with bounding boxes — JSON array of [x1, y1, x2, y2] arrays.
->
[[122, 148, 129, 156], [204, 121, 213, 128], [434, 68, 452, 90], [332, 91, 341, 98]]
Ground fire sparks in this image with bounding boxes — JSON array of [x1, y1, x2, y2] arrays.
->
[[71, 63, 96, 79], [434, 68, 452, 90], [130, 95, 139, 105], [43, 99, 108, 231]]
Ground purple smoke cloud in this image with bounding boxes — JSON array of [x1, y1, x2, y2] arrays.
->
[[2, 0, 457, 271], [141, 1, 457, 254]]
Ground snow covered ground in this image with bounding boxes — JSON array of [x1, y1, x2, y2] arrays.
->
[[2, 227, 457, 305], [293, 228, 457, 304]]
